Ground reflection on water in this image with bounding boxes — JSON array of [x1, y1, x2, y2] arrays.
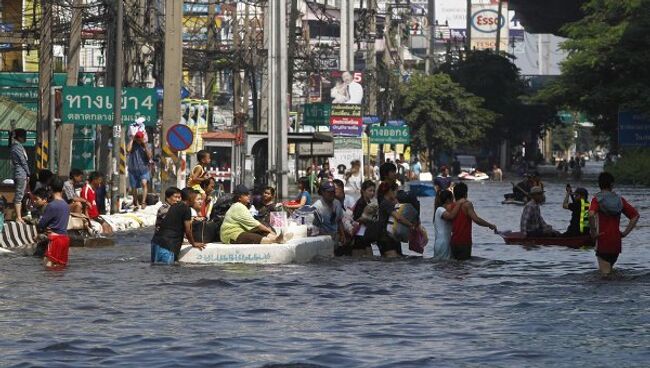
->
[[1, 180, 649, 367]]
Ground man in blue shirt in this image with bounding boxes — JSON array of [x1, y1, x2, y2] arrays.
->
[[312, 181, 345, 244], [34, 178, 70, 268]]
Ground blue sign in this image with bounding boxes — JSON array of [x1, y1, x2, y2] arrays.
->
[[619, 111, 650, 147], [155, 86, 191, 101], [166, 124, 194, 151], [0, 23, 13, 49], [362, 115, 380, 125], [387, 119, 405, 127]]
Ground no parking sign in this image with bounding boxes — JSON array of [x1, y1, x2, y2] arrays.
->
[[166, 124, 194, 152]]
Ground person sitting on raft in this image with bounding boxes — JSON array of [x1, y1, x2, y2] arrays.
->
[[562, 185, 590, 237], [80, 171, 113, 235], [284, 177, 312, 212], [34, 178, 70, 268], [220, 185, 289, 244], [520, 186, 559, 237]]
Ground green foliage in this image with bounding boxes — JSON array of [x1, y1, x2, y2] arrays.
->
[[440, 50, 558, 144], [398, 73, 496, 153], [552, 125, 576, 152], [605, 149, 650, 186], [538, 0, 650, 148]]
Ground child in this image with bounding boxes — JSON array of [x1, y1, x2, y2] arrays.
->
[[188, 150, 211, 189], [35, 178, 70, 268]]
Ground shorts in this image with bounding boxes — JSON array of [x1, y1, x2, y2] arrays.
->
[[128, 171, 151, 189], [151, 242, 176, 264], [233, 230, 265, 244], [378, 233, 402, 256], [452, 244, 472, 260], [14, 177, 27, 204], [596, 252, 619, 266], [45, 233, 70, 266]]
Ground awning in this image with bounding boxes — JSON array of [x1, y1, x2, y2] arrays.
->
[[0, 97, 37, 130], [288, 132, 333, 144]]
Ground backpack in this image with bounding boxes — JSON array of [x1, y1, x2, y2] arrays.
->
[[595, 191, 623, 216]]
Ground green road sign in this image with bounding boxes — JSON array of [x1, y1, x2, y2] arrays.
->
[[0, 88, 39, 101], [303, 103, 331, 126], [0, 130, 9, 146], [24, 130, 37, 147], [62, 86, 158, 126], [0, 72, 95, 88], [73, 125, 96, 139], [71, 139, 96, 171], [370, 125, 411, 144]]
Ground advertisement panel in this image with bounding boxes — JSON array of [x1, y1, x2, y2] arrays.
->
[[330, 116, 363, 137], [619, 111, 650, 147], [470, 0, 509, 51], [308, 71, 364, 104]]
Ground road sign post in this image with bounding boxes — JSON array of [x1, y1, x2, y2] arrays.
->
[[369, 125, 411, 145]]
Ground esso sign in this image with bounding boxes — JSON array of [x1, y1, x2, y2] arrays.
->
[[471, 9, 505, 33]]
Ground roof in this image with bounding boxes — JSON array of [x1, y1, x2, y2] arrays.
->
[[202, 131, 237, 140], [0, 97, 37, 131]]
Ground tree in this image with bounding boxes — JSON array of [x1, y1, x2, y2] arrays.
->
[[398, 73, 496, 155], [439, 50, 554, 145], [538, 0, 650, 149]]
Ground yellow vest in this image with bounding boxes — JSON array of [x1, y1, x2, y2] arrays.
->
[[579, 199, 590, 233]]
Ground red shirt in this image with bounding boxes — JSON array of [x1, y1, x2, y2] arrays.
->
[[451, 203, 472, 247], [80, 183, 99, 219], [589, 195, 638, 254]]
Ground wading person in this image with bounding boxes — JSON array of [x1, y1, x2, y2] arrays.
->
[[589, 172, 640, 276], [376, 182, 417, 258], [450, 182, 497, 260], [427, 190, 465, 260], [562, 185, 590, 237], [81, 172, 113, 235], [351, 180, 376, 257], [151, 188, 205, 264], [35, 178, 70, 268], [220, 185, 286, 244], [127, 130, 152, 210], [10, 129, 30, 223]]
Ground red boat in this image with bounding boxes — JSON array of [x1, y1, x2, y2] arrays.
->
[[499, 231, 594, 249]]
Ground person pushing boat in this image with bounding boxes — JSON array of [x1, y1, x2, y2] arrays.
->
[[562, 185, 590, 237]]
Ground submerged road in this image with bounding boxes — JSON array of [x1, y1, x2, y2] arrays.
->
[[1, 177, 649, 367]]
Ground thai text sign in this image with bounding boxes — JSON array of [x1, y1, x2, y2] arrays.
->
[[619, 111, 650, 147], [370, 125, 411, 144], [62, 86, 157, 126], [330, 116, 363, 137], [303, 103, 331, 126], [331, 104, 362, 117]]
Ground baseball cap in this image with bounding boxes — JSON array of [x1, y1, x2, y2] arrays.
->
[[135, 131, 145, 139], [319, 181, 335, 193]]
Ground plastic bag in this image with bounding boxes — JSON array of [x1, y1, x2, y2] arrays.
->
[[408, 226, 429, 254], [270, 211, 288, 229]]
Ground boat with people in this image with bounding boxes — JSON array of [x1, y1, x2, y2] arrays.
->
[[499, 231, 594, 249], [458, 171, 489, 181]]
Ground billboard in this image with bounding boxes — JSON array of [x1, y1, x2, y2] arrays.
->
[[308, 71, 364, 105], [470, 0, 509, 51]]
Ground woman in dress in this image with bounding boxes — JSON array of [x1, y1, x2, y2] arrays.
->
[[428, 190, 465, 260]]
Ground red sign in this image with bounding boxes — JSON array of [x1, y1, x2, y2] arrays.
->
[[330, 116, 363, 137]]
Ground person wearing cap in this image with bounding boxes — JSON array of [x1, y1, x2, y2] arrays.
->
[[128, 116, 148, 143], [312, 181, 345, 244], [563, 185, 590, 236], [520, 186, 558, 237], [127, 129, 152, 210], [220, 185, 286, 244]]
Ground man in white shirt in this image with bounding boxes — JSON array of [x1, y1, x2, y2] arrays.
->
[[342, 72, 363, 104]]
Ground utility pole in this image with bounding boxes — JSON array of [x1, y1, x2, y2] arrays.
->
[[38, 0, 52, 171], [465, 0, 472, 53], [205, 0, 217, 129], [162, 0, 183, 189], [495, 0, 503, 53], [267, 0, 288, 199], [287, 0, 298, 107], [426, 0, 435, 74], [58, 0, 82, 177], [111, 0, 124, 214], [366, 0, 377, 179], [340, 0, 354, 71]]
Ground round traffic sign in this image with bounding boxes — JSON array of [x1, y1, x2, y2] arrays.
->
[[166, 124, 194, 152]]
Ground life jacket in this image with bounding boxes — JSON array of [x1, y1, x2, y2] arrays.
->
[[579, 198, 590, 233]]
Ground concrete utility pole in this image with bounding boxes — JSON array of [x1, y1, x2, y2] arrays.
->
[[366, 0, 377, 179], [162, 0, 183, 189], [426, 0, 435, 74], [267, 0, 288, 199], [340, 0, 354, 71], [58, 0, 82, 177], [495, 0, 503, 53], [465, 0, 472, 53], [111, 0, 124, 214], [38, 0, 53, 171], [205, 0, 217, 128]]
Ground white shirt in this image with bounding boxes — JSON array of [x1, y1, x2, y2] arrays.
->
[[345, 81, 363, 104]]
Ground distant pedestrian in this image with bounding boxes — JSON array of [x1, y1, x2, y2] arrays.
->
[[10, 129, 30, 223], [492, 164, 503, 182], [411, 159, 422, 180], [127, 131, 152, 210], [589, 172, 640, 276], [34, 178, 70, 268]]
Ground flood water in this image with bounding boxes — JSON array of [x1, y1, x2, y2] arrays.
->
[[2, 178, 649, 367]]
